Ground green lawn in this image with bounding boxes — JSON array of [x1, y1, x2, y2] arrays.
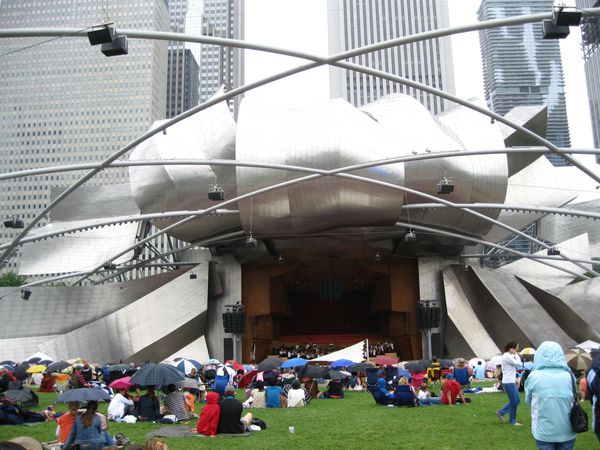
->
[[0, 388, 597, 450]]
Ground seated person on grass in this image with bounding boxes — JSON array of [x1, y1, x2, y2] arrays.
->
[[218, 385, 253, 435], [265, 377, 282, 408], [320, 378, 344, 399], [441, 373, 468, 405], [195, 392, 220, 437], [163, 384, 191, 422], [417, 383, 441, 405], [376, 372, 393, 399], [135, 386, 161, 421]]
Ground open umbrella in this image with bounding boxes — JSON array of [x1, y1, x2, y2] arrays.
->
[[328, 370, 350, 380], [130, 363, 185, 386], [57, 388, 111, 402], [301, 365, 328, 379], [109, 376, 136, 390], [347, 362, 374, 373], [404, 362, 426, 372], [257, 357, 283, 372], [330, 359, 355, 368], [176, 377, 200, 389], [238, 370, 258, 388], [225, 360, 244, 371], [418, 359, 433, 367], [373, 355, 398, 366], [565, 348, 593, 371], [26, 365, 47, 374], [174, 358, 202, 375], [0, 360, 16, 366], [14, 364, 31, 379], [397, 368, 412, 379], [1, 390, 32, 403], [46, 361, 71, 373], [25, 352, 53, 364], [520, 347, 536, 356], [281, 358, 308, 369], [205, 358, 221, 365], [490, 355, 503, 367], [468, 358, 485, 368], [106, 364, 129, 372]]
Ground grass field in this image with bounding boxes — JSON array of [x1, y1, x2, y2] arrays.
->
[[0, 387, 597, 450]]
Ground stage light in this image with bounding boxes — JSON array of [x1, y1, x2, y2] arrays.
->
[[245, 234, 257, 247], [547, 247, 561, 256], [21, 288, 31, 301], [102, 262, 117, 270], [208, 184, 225, 201], [189, 273, 197, 279], [404, 230, 417, 243], [276, 255, 285, 264], [461, 265, 469, 272], [436, 177, 454, 194], [373, 252, 382, 262]]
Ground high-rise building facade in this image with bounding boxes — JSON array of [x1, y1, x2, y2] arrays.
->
[[478, 0, 572, 166], [166, 0, 200, 118], [200, 0, 245, 115], [578, 0, 600, 162], [0, 0, 170, 272], [327, 0, 456, 114]]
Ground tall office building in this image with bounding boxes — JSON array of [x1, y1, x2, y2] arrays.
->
[[167, 0, 200, 118], [578, 0, 600, 161], [478, 0, 572, 166], [0, 0, 170, 272], [200, 0, 245, 115], [327, 0, 456, 114]]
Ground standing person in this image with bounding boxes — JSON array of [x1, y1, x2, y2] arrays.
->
[[496, 340, 523, 426], [217, 385, 253, 434], [524, 341, 576, 450], [588, 348, 600, 443]]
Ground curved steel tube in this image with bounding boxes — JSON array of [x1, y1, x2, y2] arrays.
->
[[2, 10, 599, 274]]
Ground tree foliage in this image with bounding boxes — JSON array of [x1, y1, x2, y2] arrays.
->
[[0, 271, 27, 287]]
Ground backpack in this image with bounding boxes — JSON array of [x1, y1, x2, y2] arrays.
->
[[251, 418, 267, 429]]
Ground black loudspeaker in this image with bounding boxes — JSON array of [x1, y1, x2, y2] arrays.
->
[[101, 35, 128, 56], [222, 311, 245, 333], [223, 338, 234, 361], [431, 332, 442, 357], [88, 25, 115, 45], [418, 306, 441, 329], [542, 19, 570, 39]]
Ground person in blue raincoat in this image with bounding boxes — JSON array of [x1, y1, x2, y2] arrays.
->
[[525, 341, 576, 450], [588, 348, 600, 443]]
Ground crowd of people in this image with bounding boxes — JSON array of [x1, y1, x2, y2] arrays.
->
[[1, 342, 599, 449]]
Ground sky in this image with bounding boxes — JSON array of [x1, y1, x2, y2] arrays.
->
[[244, 0, 595, 151]]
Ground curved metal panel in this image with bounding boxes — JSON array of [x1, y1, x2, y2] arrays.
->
[[236, 97, 406, 236], [129, 88, 240, 242]]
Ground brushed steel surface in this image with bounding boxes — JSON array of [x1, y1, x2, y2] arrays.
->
[[39, 255, 210, 363], [442, 267, 500, 359], [129, 88, 240, 243]]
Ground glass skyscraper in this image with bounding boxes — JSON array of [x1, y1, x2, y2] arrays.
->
[[478, 0, 572, 166], [0, 0, 169, 272], [578, 0, 600, 162], [327, 0, 456, 114]]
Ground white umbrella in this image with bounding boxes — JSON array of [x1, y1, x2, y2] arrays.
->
[[468, 357, 485, 368], [575, 340, 600, 353]]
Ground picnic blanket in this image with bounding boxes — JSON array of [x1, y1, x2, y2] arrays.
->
[[146, 426, 250, 438]]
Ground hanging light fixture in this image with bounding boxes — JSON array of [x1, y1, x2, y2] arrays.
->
[[404, 230, 417, 243], [208, 178, 225, 201], [373, 251, 382, 262], [437, 172, 454, 194]]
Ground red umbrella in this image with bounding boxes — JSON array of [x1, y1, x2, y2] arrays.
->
[[374, 355, 399, 366], [226, 360, 244, 371], [238, 370, 258, 388], [109, 376, 136, 390]]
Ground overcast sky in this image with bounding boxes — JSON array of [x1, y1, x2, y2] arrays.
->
[[244, 0, 594, 150]]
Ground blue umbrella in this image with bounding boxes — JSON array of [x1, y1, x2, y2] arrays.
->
[[206, 358, 221, 365], [130, 363, 185, 386], [281, 358, 308, 368], [56, 388, 111, 402], [331, 359, 355, 368], [174, 358, 202, 375], [397, 368, 412, 380]]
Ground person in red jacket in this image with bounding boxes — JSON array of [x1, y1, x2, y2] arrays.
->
[[196, 392, 221, 437], [441, 373, 468, 405]]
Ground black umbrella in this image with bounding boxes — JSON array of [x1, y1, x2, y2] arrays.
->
[[14, 364, 31, 380], [404, 362, 426, 372], [106, 364, 130, 372], [57, 388, 111, 402], [28, 357, 42, 364], [129, 363, 185, 386], [301, 364, 328, 379], [46, 361, 71, 373], [347, 363, 374, 373], [328, 370, 350, 380], [0, 360, 16, 366], [419, 359, 433, 367], [257, 357, 283, 372], [439, 359, 454, 368], [1, 390, 32, 403]]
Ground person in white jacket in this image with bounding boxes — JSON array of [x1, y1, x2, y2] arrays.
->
[[107, 388, 135, 421], [496, 340, 523, 426]]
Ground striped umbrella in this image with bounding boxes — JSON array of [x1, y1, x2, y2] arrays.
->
[[565, 348, 593, 371], [173, 358, 202, 375]]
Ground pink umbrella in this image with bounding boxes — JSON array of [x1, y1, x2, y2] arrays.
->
[[109, 376, 136, 390], [373, 355, 399, 366]]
